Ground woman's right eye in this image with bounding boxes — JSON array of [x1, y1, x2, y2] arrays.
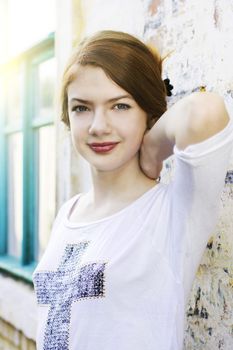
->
[[72, 105, 89, 113]]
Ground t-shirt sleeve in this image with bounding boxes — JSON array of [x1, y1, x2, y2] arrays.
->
[[168, 95, 233, 297]]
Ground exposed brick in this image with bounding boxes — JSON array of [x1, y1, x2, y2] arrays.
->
[[0, 318, 36, 350]]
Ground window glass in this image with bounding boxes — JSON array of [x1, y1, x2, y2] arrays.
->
[[7, 132, 23, 258], [35, 57, 56, 119], [37, 125, 56, 260], [6, 68, 23, 125]]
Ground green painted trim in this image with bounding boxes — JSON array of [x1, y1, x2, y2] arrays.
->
[[0, 256, 37, 285], [22, 61, 36, 265]]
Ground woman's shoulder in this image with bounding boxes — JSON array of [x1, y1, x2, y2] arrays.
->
[[54, 193, 82, 224]]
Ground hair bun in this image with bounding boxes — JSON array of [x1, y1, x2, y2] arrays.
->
[[163, 78, 173, 96]]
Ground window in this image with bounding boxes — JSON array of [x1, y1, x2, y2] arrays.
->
[[0, 34, 56, 283]]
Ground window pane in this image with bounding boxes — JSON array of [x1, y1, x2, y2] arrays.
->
[[7, 133, 23, 258], [6, 68, 23, 124], [35, 58, 56, 119], [37, 125, 56, 260], [7, 0, 55, 57]]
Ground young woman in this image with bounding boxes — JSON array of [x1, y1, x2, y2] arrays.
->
[[33, 30, 233, 350]]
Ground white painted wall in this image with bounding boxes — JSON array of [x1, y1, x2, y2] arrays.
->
[[0, 275, 37, 340]]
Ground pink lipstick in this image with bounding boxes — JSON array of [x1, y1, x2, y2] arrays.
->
[[88, 142, 119, 153]]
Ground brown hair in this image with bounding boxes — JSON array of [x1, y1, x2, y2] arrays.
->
[[60, 30, 167, 129]]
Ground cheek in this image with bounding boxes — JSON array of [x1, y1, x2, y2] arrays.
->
[[70, 118, 85, 138], [133, 122, 147, 140], [125, 126, 146, 151]]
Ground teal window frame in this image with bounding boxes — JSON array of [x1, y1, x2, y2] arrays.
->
[[0, 33, 55, 284]]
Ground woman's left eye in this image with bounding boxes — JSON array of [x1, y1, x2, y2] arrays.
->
[[113, 103, 131, 110]]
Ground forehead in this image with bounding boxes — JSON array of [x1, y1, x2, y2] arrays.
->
[[67, 65, 128, 100]]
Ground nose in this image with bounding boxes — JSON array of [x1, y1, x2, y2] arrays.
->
[[88, 110, 112, 136]]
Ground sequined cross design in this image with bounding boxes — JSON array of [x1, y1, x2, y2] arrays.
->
[[33, 242, 107, 350]]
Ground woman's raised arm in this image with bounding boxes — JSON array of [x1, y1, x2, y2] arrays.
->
[[140, 92, 230, 179]]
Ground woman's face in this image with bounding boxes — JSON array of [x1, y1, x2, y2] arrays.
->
[[67, 65, 147, 173]]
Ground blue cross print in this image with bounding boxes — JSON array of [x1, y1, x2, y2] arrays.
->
[[33, 242, 107, 350]]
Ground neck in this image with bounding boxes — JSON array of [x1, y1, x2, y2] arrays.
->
[[88, 156, 156, 206]]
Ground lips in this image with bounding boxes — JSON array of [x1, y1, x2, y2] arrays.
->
[[88, 142, 119, 153]]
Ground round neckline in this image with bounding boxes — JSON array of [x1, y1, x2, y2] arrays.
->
[[64, 182, 162, 228]]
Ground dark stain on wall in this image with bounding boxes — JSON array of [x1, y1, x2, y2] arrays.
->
[[225, 170, 233, 184]]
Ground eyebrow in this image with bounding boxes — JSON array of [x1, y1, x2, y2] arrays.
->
[[69, 94, 133, 104]]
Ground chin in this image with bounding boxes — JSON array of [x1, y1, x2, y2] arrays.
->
[[91, 158, 138, 174], [80, 148, 139, 173], [91, 163, 125, 173]]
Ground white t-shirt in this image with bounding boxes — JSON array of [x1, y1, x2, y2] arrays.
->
[[33, 97, 233, 350]]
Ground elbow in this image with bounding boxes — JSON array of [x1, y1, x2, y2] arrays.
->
[[190, 92, 230, 134], [176, 92, 230, 150]]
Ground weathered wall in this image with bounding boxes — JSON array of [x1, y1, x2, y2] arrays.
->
[[68, 0, 233, 348], [0, 317, 35, 350], [0, 275, 36, 349], [144, 1, 233, 348]]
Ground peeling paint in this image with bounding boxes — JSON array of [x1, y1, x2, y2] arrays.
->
[[143, 0, 233, 95]]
